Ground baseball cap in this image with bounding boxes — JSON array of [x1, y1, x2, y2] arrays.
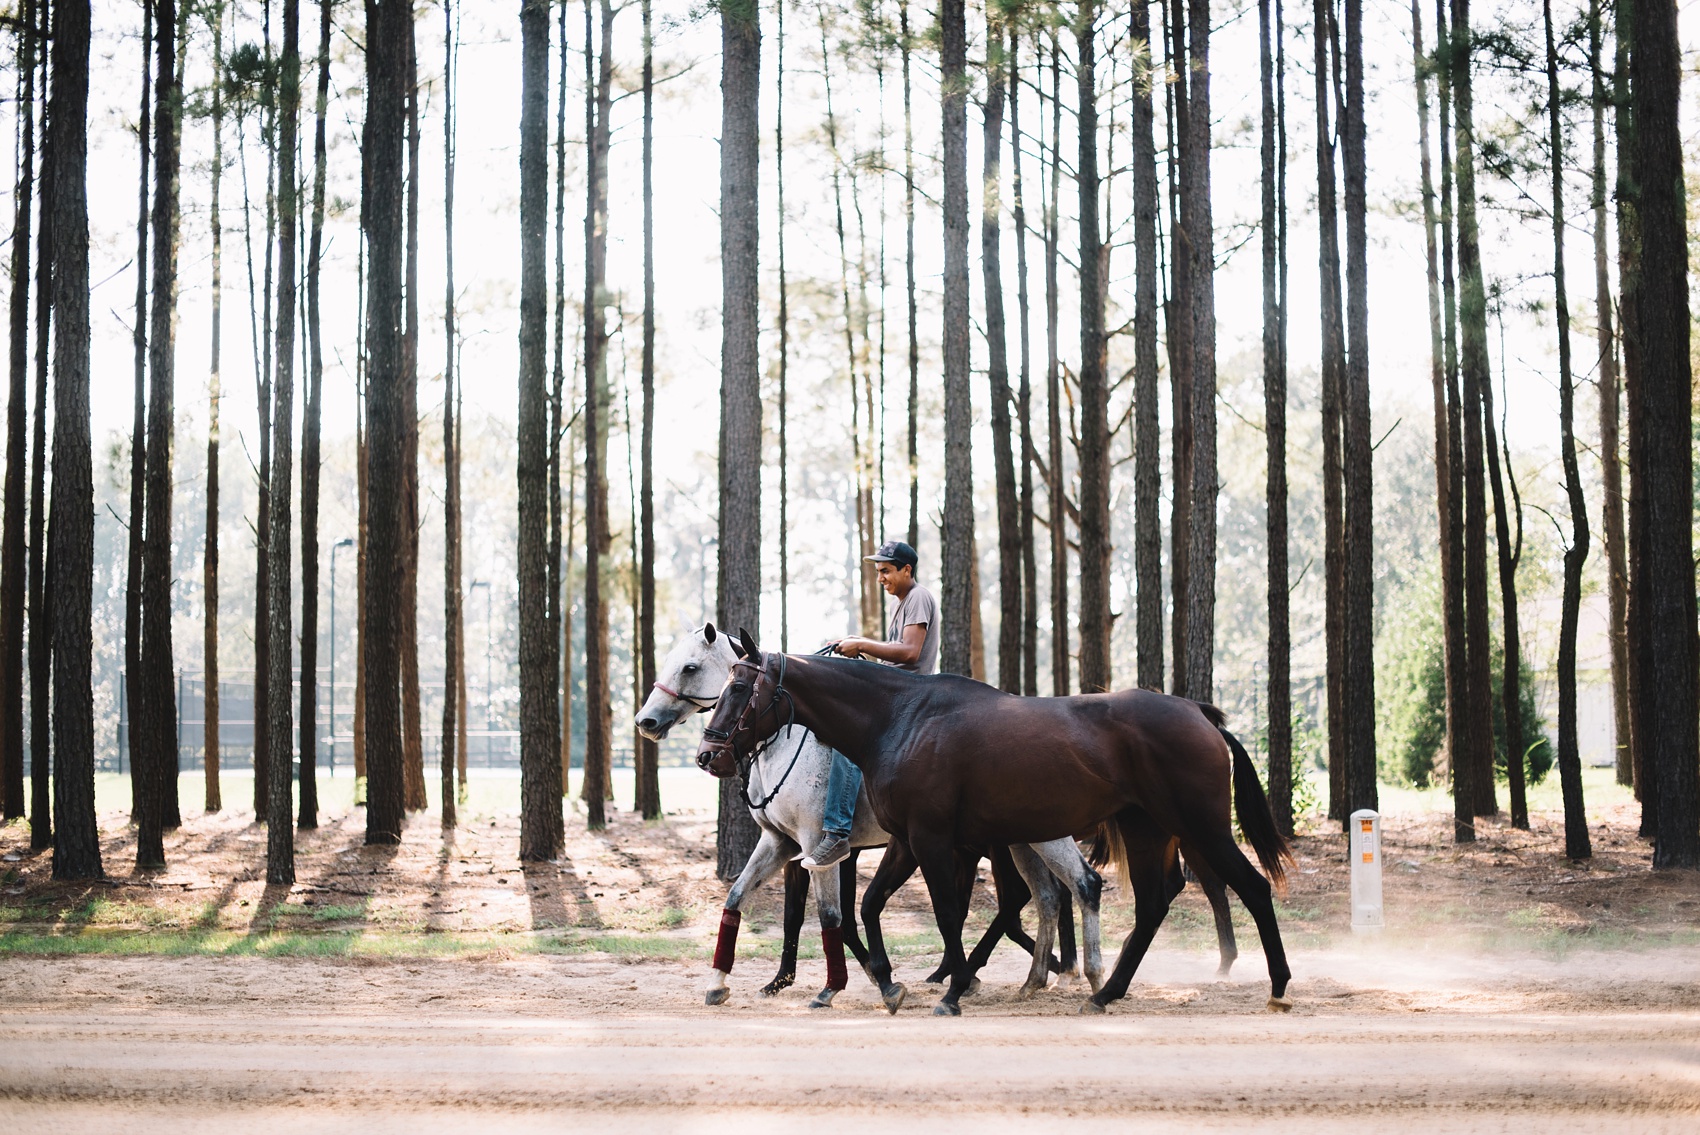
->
[[865, 540, 919, 570]]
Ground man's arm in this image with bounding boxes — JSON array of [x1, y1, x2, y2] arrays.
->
[[832, 623, 926, 666]]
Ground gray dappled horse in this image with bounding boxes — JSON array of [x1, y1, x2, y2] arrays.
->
[[635, 624, 1103, 1009]]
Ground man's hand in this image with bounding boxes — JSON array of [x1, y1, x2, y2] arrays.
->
[[833, 636, 873, 659]]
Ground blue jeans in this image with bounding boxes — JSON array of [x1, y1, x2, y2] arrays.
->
[[822, 750, 861, 837]]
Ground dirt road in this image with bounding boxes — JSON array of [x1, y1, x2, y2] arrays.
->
[[4, 947, 1698, 1132]]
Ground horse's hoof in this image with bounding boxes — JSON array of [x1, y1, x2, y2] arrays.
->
[[1215, 965, 1235, 980], [962, 976, 982, 998], [1054, 970, 1077, 992], [704, 988, 730, 1007], [1267, 996, 1293, 1013], [881, 983, 907, 1014], [932, 1000, 961, 1017], [760, 976, 795, 997], [1016, 981, 1045, 1000], [923, 969, 948, 985], [1079, 999, 1107, 1016], [808, 988, 837, 1009]]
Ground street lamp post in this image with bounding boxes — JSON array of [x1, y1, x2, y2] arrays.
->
[[329, 538, 354, 776]]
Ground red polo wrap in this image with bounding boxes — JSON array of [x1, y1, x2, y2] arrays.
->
[[712, 908, 742, 974], [822, 925, 848, 990]]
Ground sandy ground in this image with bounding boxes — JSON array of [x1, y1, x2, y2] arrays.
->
[[3, 945, 1700, 1131]]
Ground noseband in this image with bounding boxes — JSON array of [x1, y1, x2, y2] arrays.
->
[[697, 652, 808, 811], [650, 679, 720, 710]]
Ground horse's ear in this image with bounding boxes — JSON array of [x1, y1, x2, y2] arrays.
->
[[703, 622, 717, 644], [738, 627, 760, 660], [729, 633, 747, 659]]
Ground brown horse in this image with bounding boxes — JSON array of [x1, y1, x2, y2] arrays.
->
[[696, 630, 1292, 1016]]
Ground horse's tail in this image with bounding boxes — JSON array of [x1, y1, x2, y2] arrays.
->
[[1087, 817, 1131, 886], [1213, 714, 1293, 894]]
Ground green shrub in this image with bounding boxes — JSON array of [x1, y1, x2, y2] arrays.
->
[[1390, 633, 1551, 788]]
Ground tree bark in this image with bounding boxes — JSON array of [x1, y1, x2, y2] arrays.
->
[[1180, 0, 1217, 702], [1074, 0, 1110, 693], [1543, 0, 1590, 858], [715, 0, 762, 876], [1631, 0, 1698, 868], [1589, 0, 1628, 790], [583, 0, 617, 831], [776, 0, 790, 653], [26, 0, 51, 851], [441, 0, 459, 829], [1482, 372, 1527, 828], [265, 0, 299, 885], [1341, 0, 1376, 816], [1166, 0, 1192, 697], [139, 0, 184, 864], [901, 0, 918, 550], [126, 0, 152, 833], [203, 0, 224, 815], [518, 0, 563, 860], [1261, 0, 1292, 829], [0, 0, 37, 822], [982, 11, 1020, 694], [299, 0, 331, 832], [1130, 0, 1162, 694], [362, 0, 409, 846], [253, 7, 277, 821], [553, 0, 571, 800], [636, 0, 659, 820], [1449, 0, 1499, 823], [399, 6, 425, 814], [1044, 32, 1068, 697], [47, 0, 101, 881], [1313, 0, 1346, 819], [937, 0, 973, 679], [1009, 25, 1038, 698]]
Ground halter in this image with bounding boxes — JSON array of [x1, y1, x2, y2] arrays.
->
[[698, 651, 809, 811], [650, 678, 720, 710]]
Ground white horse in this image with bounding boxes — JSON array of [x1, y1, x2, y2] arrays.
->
[[636, 623, 1104, 1010]]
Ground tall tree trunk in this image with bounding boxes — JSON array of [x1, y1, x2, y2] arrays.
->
[[441, 0, 459, 828], [1009, 24, 1038, 698], [776, 0, 790, 651], [1433, 0, 1472, 838], [1449, 0, 1499, 824], [981, 11, 1019, 694], [254, 5, 277, 821], [265, 0, 299, 885], [1616, 0, 1648, 823], [519, 0, 563, 860], [1414, 0, 1451, 794], [636, 0, 659, 820], [1074, 0, 1110, 693], [901, 0, 918, 550], [1165, 0, 1192, 697], [1341, 0, 1376, 816], [1632, 0, 1698, 868], [299, 0, 330, 832], [400, 6, 425, 814], [203, 0, 224, 815], [1482, 370, 1526, 827], [1261, 0, 1292, 830], [1130, 0, 1161, 694], [362, 0, 409, 846], [937, 0, 973, 678], [1589, 0, 1628, 790], [353, 366, 368, 800], [0, 0, 37, 821], [583, 0, 616, 829], [139, 0, 184, 865], [1044, 32, 1068, 697], [1543, 0, 1590, 858], [1313, 0, 1346, 819], [553, 0, 571, 799], [127, 0, 152, 830], [47, 0, 101, 881], [27, 0, 51, 851], [716, 0, 762, 873], [1182, 0, 1217, 701]]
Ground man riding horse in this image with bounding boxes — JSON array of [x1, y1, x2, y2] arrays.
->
[[804, 539, 939, 871]]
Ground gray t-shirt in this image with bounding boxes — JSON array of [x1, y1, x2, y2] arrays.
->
[[886, 581, 940, 675]]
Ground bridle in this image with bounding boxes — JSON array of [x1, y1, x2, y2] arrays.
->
[[696, 651, 810, 812], [650, 678, 720, 710]]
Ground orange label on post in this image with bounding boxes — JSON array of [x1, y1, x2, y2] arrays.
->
[[1362, 852, 1373, 863], [1361, 819, 1373, 833]]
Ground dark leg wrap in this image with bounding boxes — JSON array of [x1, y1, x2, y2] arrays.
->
[[822, 925, 848, 990], [713, 908, 742, 974]]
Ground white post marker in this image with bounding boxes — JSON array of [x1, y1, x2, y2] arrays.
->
[[1349, 809, 1384, 932]]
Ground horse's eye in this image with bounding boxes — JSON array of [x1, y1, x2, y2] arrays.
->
[[731, 683, 747, 694], [683, 663, 698, 674]]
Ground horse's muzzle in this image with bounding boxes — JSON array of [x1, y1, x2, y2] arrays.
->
[[695, 745, 736, 778]]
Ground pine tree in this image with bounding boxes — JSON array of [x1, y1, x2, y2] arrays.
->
[[1261, 0, 1292, 830], [1075, 0, 1110, 693]]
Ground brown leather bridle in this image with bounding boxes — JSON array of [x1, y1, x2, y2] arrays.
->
[[695, 651, 790, 778]]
